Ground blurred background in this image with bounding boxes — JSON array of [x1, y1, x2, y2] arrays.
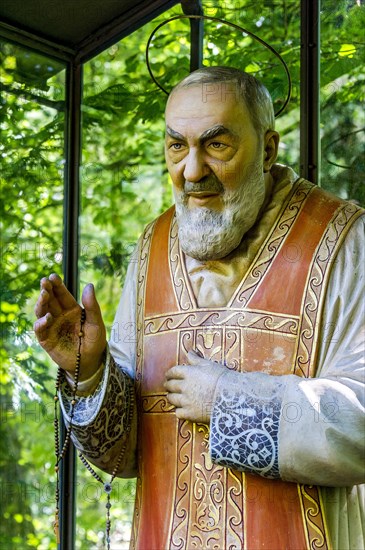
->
[[0, 0, 364, 547]]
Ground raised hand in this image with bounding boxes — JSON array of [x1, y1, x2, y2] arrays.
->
[[34, 273, 106, 380]]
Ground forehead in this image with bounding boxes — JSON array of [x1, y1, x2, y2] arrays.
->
[[165, 84, 254, 137]]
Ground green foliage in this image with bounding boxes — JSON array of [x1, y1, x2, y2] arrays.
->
[[0, 0, 364, 547]]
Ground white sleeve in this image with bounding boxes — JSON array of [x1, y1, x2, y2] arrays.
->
[[108, 249, 138, 378], [278, 214, 365, 485], [210, 215, 365, 487]]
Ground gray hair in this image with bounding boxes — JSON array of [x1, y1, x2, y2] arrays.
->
[[169, 66, 275, 137]]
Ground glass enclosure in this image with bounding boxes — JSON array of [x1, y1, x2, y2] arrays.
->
[[0, 0, 364, 548], [320, 0, 364, 202], [0, 42, 66, 548]]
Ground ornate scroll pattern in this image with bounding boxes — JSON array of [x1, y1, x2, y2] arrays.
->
[[132, 220, 155, 548], [135, 220, 155, 386], [145, 308, 299, 337], [224, 329, 241, 372], [231, 179, 314, 307], [169, 327, 246, 547], [61, 355, 134, 460], [141, 393, 175, 413], [169, 213, 195, 310], [189, 425, 224, 548], [171, 421, 244, 549], [210, 387, 281, 479], [298, 485, 330, 549], [294, 202, 363, 378], [171, 420, 194, 549]]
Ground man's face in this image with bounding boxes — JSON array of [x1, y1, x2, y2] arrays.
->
[[165, 83, 268, 261]]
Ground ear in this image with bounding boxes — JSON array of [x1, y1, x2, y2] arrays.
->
[[263, 130, 280, 173]]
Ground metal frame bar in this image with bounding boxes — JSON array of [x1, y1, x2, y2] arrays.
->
[[181, 0, 204, 71], [76, 0, 179, 63], [0, 20, 75, 62], [60, 60, 83, 550], [300, 0, 320, 184], [0, 1, 180, 64]]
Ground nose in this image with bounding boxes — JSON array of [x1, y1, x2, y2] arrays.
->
[[183, 148, 210, 183]]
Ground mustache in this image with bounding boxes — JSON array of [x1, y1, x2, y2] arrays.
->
[[184, 177, 224, 195]]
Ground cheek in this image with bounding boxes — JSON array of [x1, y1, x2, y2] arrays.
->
[[213, 160, 244, 190], [167, 164, 185, 194], [223, 155, 263, 190]]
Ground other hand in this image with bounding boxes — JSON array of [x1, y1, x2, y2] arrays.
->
[[164, 350, 227, 423], [34, 273, 106, 379]]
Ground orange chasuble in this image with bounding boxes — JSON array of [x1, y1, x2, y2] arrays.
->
[[131, 179, 362, 549]]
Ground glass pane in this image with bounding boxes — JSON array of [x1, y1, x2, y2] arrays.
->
[[0, 42, 66, 548], [78, 1, 301, 547], [320, 0, 365, 204]]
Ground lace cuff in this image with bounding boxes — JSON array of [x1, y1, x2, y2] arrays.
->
[[59, 345, 134, 462], [209, 370, 285, 479]]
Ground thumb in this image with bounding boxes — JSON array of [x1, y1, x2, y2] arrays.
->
[[81, 284, 103, 324]]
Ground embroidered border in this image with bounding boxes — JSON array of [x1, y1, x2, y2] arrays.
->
[[145, 308, 299, 336], [131, 219, 155, 549], [61, 354, 134, 461], [170, 421, 244, 548], [135, 220, 155, 384], [298, 485, 331, 550], [169, 213, 196, 310], [294, 202, 363, 378], [231, 179, 314, 307], [141, 393, 175, 413]]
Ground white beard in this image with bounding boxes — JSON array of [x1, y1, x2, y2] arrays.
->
[[174, 162, 266, 261]]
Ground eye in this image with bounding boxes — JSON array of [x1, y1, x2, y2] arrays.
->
[[169, 143, 183, 150], [209, 142, 226, 149]]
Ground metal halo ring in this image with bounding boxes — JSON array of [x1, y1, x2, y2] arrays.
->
[[146, 14, 292, 117]]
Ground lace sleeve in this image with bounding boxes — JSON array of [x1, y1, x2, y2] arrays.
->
[[59, 346, 137, 477]]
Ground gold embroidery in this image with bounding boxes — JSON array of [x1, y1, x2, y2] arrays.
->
[[170, 420, 193, 548], [298, 485, 330, 550], [231, 179, 313, 307], [169, 213, 196, 310], [295, 202, 363, 378], [132, 220, 155, 548], [145, 308, 299, 336], [141, 393, 175, 413]]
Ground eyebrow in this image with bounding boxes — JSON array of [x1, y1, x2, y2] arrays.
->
[[166, 124, 237, 144]]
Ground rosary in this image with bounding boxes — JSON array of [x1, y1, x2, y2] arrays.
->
[[53, 308, 128, 548]]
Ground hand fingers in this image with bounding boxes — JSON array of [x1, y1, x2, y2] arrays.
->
[[40, 285, 64, 317], [166, 392, 185, 409], [38, 275, 64, 317], [81, 284, 103, 324], [49, 273, 78, 311], [164, 379, 183, 393], [34, 289, 50, 319], [165, 365, 187, 381], [33, 312, 54, 343]]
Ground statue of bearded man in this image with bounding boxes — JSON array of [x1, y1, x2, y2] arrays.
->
[[35, 67, 365, 550]]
